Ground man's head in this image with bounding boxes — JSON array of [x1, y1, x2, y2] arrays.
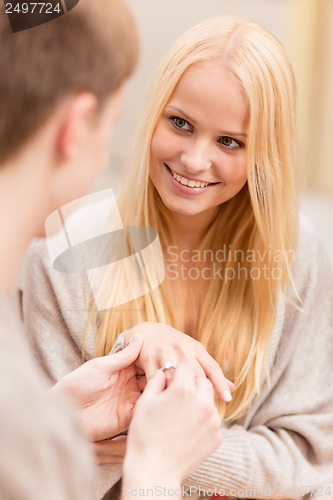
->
[[0, 0, 138, 209]]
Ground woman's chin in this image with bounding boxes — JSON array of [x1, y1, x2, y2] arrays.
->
[[160, 197, 200, 217], [155, 187, 220, 219], [166, 201, 214, 220]]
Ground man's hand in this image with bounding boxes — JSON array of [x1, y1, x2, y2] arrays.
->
[[123, 363, 223, 491], [53, 336, 145, 443]]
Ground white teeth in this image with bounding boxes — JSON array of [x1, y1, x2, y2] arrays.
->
[[169, 168, 210, 188]]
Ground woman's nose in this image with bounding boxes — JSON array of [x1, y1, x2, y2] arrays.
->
[[180, 140, 212, 174]]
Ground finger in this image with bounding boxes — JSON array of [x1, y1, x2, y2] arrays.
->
[[167, 362, 196, 392], [227, 380, 235, 391], [94, 436, 127, 464], [195, 378, 222, 432], [98, 335, 144, 372], [164, 368, 176, 386], [164, 359, 204, 386], [137, 375, 147, 392], [135, 366, 145, 377], [96, 453, 125, 465], [187, 360, 206, 379], [141, 369, 166, 399], [195, 376, 215, 401], [197, 354, 232, 403], [158, 350, 179, 385], [135, 355, 159, 381]]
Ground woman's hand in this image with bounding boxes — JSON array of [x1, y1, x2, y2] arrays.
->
[[123, 363, 223, 490], [123, 322, 234, 402], [53, 336, 145, 443]]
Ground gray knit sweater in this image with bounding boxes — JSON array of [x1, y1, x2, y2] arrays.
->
[[22, 204, 333, 500]]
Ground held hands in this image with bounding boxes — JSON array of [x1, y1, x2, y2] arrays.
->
[[124, 322, 234, 402], [53, 336, 145, 447], [124, 363, 223, 488], [54, 323, 230, 467]]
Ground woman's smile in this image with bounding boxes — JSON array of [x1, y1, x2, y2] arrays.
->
[[164, 162, 222, 195]]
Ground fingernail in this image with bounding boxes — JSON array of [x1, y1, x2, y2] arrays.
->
[[223, 390, 232, 402]]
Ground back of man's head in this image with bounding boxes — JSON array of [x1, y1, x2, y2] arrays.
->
[[0, 0, 139, 165]]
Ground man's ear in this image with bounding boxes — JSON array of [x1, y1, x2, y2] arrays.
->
[[56, 93, 98, 161]]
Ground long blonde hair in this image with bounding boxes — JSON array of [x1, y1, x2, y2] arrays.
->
[[92, 17, 298, 420]]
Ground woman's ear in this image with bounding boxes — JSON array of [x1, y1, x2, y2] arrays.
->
[[56, 93, 98, 162]]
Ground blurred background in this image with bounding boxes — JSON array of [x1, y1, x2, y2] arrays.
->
[[95, 0, 333, 264]]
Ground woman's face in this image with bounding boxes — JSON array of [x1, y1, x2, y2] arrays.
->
[[150, 62, 249, 221]]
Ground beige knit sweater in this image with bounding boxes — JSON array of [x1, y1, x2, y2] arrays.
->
[[22, 203, 333, 500]]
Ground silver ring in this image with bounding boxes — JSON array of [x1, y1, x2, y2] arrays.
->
[[160, 361, 177, 371]]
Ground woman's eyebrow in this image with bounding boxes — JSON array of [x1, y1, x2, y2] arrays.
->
[[165, 105, 247, 138], [221, 131, 248, 138], [166, 105, 196, 124]]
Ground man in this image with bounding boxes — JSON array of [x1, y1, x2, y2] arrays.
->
[[0, 1, 222, 499]]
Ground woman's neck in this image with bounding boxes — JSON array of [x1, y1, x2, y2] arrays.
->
[[169, 208, 218, 251]]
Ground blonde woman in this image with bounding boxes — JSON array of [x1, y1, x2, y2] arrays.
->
[[24, 17, 333, 500]]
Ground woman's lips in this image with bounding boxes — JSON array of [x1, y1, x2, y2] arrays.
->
[[164, 163, 221, 195]]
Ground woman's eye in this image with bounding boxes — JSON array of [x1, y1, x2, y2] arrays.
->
[[172, 117, 191, 130], [219, 136, 241, 148]]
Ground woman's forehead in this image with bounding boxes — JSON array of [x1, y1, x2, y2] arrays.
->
[[166, 62, 249, 135]]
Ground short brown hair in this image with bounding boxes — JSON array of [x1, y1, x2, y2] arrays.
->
[[0, 0, 139, 164]]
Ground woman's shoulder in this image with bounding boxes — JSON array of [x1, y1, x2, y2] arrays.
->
[[291, 212, 332, 294], [297, 212, 322, 257]]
